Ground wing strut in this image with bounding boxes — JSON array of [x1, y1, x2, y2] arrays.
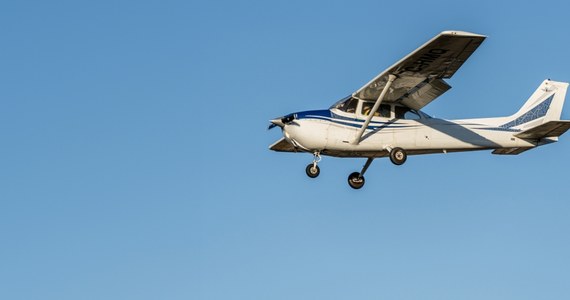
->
[[352, 74, 397, 144]]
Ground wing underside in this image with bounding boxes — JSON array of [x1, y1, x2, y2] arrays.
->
[[353, 31, 486, 110], [269, 137, 297, 152]]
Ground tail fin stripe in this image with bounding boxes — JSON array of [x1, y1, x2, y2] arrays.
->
[[499, 94, 554, 128]]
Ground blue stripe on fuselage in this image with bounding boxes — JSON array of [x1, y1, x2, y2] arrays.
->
[[294, 109, 415, 130]]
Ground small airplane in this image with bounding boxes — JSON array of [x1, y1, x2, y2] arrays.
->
[[268, 31, 570, 189]]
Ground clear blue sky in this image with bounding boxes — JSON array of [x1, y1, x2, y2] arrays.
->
[[1, 1, 569, 299]]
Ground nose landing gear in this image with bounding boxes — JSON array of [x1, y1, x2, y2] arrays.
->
[[305, 151, 321, 178]]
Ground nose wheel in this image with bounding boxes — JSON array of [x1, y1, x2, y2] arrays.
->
[[305, 151, 321, 178], [305, 163, 320, 178]]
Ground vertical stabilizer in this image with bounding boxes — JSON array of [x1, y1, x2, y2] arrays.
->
[[500, 80, 568, 130]]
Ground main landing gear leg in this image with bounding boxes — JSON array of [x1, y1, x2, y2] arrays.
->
[[305, 151, 321, 178], [348, 157, 374, 189]]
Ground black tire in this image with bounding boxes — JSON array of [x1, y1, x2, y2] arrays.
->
[[389, 147, 407, 165], [305, 163, 320, 178], [347, 172, 365, 189]]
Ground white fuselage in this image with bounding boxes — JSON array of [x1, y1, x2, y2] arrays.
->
[[282, 108, 537, 158]]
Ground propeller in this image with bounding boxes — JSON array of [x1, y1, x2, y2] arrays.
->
[[268, 119, 282, 130], [267, 114, 295, 130]]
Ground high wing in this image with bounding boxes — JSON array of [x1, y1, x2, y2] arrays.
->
[[353, 31, 486, 110]]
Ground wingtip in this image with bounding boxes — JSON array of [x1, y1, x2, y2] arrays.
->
[[440, 30, 486, 38]]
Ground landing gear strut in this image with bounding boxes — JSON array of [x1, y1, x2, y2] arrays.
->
[[347, 157, 374, 189], [305, 151, 321, 178]]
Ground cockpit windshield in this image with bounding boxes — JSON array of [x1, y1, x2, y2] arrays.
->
[[330, 95, 358, 113]]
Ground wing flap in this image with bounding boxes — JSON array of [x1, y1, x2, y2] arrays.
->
[[515, 120, 570, 139], [400, 78, 451, 110]]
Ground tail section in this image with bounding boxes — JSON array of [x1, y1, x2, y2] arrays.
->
[[515, 120, 570, 139], [501, 79, 569, 130], [493, 80, 569, 154]]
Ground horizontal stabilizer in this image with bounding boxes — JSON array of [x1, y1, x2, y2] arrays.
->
[[515, 120, 570, 139], [269, 138, 297, 152], [492, 147, 532, 155]]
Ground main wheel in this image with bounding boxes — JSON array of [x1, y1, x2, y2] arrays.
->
[[389, 147, 407, 165], [347, 172, 365, 189], [305, 163, 320, 178]]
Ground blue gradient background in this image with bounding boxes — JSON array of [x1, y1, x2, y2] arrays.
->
[[1, 1, 569, 299]]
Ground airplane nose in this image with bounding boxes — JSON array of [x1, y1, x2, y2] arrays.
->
[[282, 123, 297, 146], [281, 113, 295, 124], [268, 118, 284, 130], [267, 113, 296, 130]]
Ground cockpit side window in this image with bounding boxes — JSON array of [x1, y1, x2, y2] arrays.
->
[[395, 106, 421, 120], [361, 102, 391, 118], [334, 96, 358, 113]]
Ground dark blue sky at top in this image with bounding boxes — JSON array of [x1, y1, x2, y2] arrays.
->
[[1, 1, 569, 299]]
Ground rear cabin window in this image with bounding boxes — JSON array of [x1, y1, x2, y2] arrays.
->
[[361, 103, 391, 118], [395, 106, 421, 120]]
